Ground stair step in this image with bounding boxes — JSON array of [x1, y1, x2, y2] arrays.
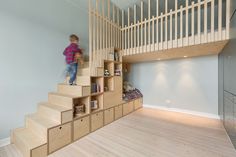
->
[[26, 114, 59, 141], [65, 76, 91, 86], [48, 92, 76, 109], [38, 102, 73, 124], [77, 67, 90, 76], [12, 128, 47, 157], [57, 83, 90, 96]]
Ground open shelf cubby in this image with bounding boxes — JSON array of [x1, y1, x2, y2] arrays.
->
[[104, 60, 114, 77], [73, 96, 90, 119], [90, 94, 103, 113], [104, 76, 114, 92], [114, 62, 122, 76], [91, 77, 104, 94]]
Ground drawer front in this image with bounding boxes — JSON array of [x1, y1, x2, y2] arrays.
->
[[91, 111, 104, 132], [115, 105, 123, 120], [128, 101, 134, 113], [134, 98, 143, 110], [73, 116, 90, 141], [48, 123, 72, 154], [104, 108, 114, 125], [123, 103, 130, 116]]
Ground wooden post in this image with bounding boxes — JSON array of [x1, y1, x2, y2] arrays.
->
[[191, 1, 195, 45], [148, 0, 151, 51], [141, 1, 143, 53], [134, 4, 137, 54], [175, 0, 178, 47], [218, 0, 222, 40], [198, 0, 201, 44], [165, 0, 168, 49], [211, 0, 215, 42], [170, 9, 173, 49], [204, 0, 207, 43], [226, 0, 230, 39], [180, 5, 183, 47], [186, 0, 189, 46], [156, 0, 159, 50]]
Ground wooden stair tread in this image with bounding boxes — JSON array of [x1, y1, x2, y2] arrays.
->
[[49, 92, 78, 98], [13, 128, 46, 149], [58, 83, 90, 87], [39, 102, 71, 112], [27, 114, 59, 129]]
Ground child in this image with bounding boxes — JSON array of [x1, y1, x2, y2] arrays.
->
[[63, 34, 84, 85]]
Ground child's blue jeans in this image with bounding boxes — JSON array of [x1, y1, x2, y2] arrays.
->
[[66, 63, 78, 84]]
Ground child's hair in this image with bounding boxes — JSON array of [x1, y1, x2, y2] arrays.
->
[[70, 34, 79, 42]]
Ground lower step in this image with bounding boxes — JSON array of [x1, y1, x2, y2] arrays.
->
[[12, 128, 47, 157]]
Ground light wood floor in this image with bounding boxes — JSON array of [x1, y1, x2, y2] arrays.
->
[[1, 108, 236, 157]]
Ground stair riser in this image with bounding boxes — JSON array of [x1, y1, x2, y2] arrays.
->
[[57, 85, 90, 97], [13, 132, 47, 157], [65, 76, 91, 86], [26, 119, 47, 141], [38, 106, 61, 124], [48, 94, 73, 109], [77, 68, 90, 76]]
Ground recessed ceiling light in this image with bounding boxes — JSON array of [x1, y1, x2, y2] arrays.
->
[[157, 58, 161, 60], [184, 56, 188, 58]]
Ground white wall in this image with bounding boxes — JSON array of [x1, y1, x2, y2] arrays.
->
[[0, 0, 89, 139], [129, 55, 219, 115]]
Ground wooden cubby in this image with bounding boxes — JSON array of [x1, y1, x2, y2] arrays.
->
[[91, 77, 104, 94], [104, 60, 114, 76], [90, 94, 104, 113], [104, 77, 114, 92], [73, 96, 90, 119], [114, 62, 122, 76]]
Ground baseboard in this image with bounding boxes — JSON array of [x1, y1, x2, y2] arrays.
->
[[143, 104, 220, 120], [0, 137, 10, 148]]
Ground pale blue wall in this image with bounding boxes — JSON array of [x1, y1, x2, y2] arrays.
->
[[0, 0, 89, 139], [128, 55, 219, 115]]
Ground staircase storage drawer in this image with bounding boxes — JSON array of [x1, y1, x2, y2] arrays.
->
[[91, 111, 104, 132], [73, 116, 90, 141], [104, 108, 114, 125], [48, 122, 72, 154], [115, 105, 123, 120], [134, 98, 143, 110], [123, 101, 134, 116]]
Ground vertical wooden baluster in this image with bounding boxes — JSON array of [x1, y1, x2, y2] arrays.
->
[[144, 18, 147, 52], [198, 0, 201, 44], [128, 7, 130, 55], [211, 0, 215, 42], [102, 0, 105, 52], [152, 16, 155, 51], [218, 0, 222, 41], [141, 1, 143, 53], [170, 9, 173, 49], [156, 0, 159, 50], [204, 0, 207, 43], [137, 21, 140, 53], [148, 0, 151, 51], [89, 0, 92, 71], [122, 10, 124, 50], [186, 0, 189, 46], [108, 0, 110, 50], [160, 13, 163, 50], [226, 0, 230, 39], [165, 0, 168, 49], [174, 0, 178, 48], [180, 5, 183, 47], [117, 8, 120, 49], [191, 1, 195, 45], [134, 4, 137, 54], [125, 26, 127, 55], [131, 24, 133, 54]]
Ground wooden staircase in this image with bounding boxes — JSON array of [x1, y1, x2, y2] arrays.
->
[[11, 55, 143, 157]]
